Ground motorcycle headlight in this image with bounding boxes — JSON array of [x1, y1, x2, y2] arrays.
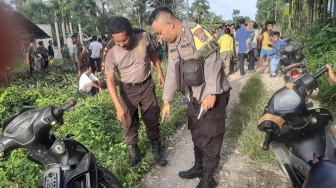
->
[[273, 89, 301, 111]]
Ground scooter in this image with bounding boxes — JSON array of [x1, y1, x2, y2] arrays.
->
[[257, 66, 336, 188], [0, 100, 123, 188], [268, 38, 308, 83]]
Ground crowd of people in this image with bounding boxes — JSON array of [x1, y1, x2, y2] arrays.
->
[[26, 40, 54, 74], [213, 19, 287, 78], [23, 7, 336, 188]]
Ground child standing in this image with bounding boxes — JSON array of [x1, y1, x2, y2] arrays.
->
[[269, 31, 287, 77], [259, 21, 274, 74]]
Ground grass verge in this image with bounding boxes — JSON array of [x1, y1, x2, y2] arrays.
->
[[0, 59, 186, 188], [227, 74, 275, 164]]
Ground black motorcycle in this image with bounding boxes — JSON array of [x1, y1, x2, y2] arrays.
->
[[269, 38, 308, 83], [257, 66, 336, 188], [0, 100, 123, 188]]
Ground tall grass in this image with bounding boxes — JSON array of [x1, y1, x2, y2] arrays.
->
[[227, 75, 275, 164]]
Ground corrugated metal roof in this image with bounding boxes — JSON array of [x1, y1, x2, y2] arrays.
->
[[10, 11, 51, 39]]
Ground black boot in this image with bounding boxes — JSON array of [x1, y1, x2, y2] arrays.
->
[[126, 144, 140, 166], [196, 168, 217, 188], [151, 140, 167, 166], [178, 148, 203, 179]]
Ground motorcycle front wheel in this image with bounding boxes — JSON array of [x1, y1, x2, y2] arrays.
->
[[98, 167, 123, 188]]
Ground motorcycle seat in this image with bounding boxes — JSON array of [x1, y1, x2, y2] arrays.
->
[[302, 160, 336, 188]]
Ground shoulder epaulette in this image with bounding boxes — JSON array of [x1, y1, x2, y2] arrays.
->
[[190, 24, 219, 58]]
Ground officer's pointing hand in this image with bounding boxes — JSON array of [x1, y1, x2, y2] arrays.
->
[[161, 101, 171, 123], [201, 94, 216, 112], [158, 73, 165, 87]]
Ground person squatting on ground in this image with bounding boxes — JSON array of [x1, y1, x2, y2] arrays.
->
[[235, 19, 254, 75], [269, 32, 287, 77], [327, 64, 336, 85], [150, 7, 231, 188], [27, 42, 38, 75], [104, 16, 167, 167], [78, 63, 103, 95], [218, 28, 234, 77]]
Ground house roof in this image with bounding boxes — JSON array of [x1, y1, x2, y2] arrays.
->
[[11, 11, 50, 39]]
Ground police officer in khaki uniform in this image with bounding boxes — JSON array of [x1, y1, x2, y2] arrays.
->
[[105, 16, 167, 167], [150, 7, 231, 188]]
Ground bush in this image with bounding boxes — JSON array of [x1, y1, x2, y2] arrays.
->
[[227, 75, 275, 164], [301, 25, 336, 115], [0, 59, 186, 187]]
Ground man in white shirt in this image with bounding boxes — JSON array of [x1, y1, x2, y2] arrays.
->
[[89, 35, 103, 73], [79, 63, 103, 95]]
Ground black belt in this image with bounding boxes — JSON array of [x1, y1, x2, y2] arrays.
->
[[120, 75, 152, 86]]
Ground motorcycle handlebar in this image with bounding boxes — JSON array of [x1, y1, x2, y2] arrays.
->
[[262, 131, 272, 151], [313, 65, 332, 80], [53, 99, 77, 117]]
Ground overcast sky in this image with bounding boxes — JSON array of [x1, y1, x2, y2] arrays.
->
[[189, 0, 258, 21]]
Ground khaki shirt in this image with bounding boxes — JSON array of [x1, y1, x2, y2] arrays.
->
[[105, 32, 152, 83], [163, 21, 231, 102]]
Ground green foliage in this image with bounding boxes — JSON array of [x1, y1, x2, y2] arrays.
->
[[301, 25, 336, 114], [228, 75, 275, 164], [0, 59, 186, 187]]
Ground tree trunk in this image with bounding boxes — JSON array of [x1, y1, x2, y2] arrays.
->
[[333, 0, 336, 26], [323, 0, 328, 24]]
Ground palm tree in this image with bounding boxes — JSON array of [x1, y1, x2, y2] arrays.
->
[[190, 0, 210, 24], [203, 12, 224, 31]]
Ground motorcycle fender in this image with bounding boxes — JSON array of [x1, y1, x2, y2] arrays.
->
[[283, 63, 307, 74], [63, 152, 98, 188]]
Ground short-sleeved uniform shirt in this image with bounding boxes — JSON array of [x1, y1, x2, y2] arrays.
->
[[163, 21, 231, 102], [104, 31, 153, 84]]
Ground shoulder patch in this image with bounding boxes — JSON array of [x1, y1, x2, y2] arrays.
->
[[190, 24, 219, 58]]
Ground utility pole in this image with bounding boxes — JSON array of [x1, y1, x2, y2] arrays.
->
[[186, 0, 189, 22]]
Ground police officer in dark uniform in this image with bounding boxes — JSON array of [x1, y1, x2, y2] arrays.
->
[[150, 7, 231, 188]]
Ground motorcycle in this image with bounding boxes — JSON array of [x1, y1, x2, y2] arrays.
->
[[269, 38, 308, 83], [257, 65, 336, 188], [0, 100, 123, 188]]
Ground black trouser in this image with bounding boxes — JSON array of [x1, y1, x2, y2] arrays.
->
[[90, 57, 101, 73], [238, 51, 255, 75], [187, 91, 230, 170], [43, 57, 49, 70], [119, 78, 161, 144], [248, 49, 255, 70]]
